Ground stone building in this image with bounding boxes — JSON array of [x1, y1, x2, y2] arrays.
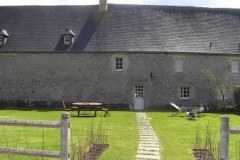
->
[[0, 1, 240, 110]]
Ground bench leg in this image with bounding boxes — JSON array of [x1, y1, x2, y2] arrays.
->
[[104, 110, 110, 117]]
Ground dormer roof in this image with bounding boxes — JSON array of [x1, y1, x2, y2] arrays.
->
[[0, 29, 9, 37], [63, 28, 75, 36]]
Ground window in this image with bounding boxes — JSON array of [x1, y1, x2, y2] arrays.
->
[[64, 35, 71, 45], [115, 58, 123, 71], [111, 55, 128, 72], [63, 28, 75, 45], [0, 36, 3, 46], [135, 85, 144, 98], [175, 59, 183, 72], [231, 61, 238, 73], [180, 86, 190, 99]]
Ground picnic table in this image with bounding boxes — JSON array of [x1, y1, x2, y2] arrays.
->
[[72, 102, 102, 117]]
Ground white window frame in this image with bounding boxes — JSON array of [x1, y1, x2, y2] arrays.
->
[[64, 35, 71, 45], [175, 59, 183, 72], [115, 57, 123, 71], [231, 61, 238, 73], [180, 86, 190, 99], [135, 85, 144, 98]]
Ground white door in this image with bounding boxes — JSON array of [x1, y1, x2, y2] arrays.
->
[[133, 85, 144, 110]]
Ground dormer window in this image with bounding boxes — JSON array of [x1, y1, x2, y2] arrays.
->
[[64, 35, 71, 45], [63, 28, 75, 45], [0, 36, 4, 46], [0, 29, 9, 46]]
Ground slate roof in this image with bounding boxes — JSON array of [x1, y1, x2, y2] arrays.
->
[[0, 4, 240, 53]]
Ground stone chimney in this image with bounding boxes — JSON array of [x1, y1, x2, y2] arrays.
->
[[99, 0, 107, 12]]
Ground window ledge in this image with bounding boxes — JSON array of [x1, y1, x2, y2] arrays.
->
[[180, 97, 190, 100]]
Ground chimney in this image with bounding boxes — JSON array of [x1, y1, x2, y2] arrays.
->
[[99, 0, 107, 12]]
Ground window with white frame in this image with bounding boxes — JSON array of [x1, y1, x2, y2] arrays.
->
[[175, 59, 183, 72], [64, 35, 71, 45], [180, 86, 190, 99], [231, 61, 238, 73], [135, 85, 144, 98], [115, 57, 123, 71]]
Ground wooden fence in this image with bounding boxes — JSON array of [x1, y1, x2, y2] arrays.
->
[[220, 115, 240, 160], [0, 113, 71, 160]]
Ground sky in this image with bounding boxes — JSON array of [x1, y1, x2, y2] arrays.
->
[[0, 0, 239, 9]]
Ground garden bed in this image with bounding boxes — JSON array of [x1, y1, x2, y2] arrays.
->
[[83, 144, 109, 160], [193, 149, 215, 160]]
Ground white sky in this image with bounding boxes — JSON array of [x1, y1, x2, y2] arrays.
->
[[0, 0, 239, 8]]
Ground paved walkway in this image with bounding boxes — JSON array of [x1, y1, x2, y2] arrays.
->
[[135, 112, 160, 160]]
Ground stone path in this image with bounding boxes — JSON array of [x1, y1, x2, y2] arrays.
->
[[135, 112, 160, 160]]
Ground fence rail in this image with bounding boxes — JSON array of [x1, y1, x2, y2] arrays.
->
[[0, 119, 60, 128], [220, 115, 240, 160], [0, 148, 60, 158], [229, 126, 240, 134], [0, 113, 71, 160]]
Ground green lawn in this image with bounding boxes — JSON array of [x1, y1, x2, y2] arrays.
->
[[0, 110, 138, 160], [147, 112, 240, 160], [0, 110, 239, 160]]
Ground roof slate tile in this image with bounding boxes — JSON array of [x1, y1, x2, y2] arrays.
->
[[0, 4, 239, 53]]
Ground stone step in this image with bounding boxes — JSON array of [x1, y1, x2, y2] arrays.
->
[[138, 126, 152, 128], [140, 138, 158, 142], [138, 125, 152, 127], [140, 135, 158, 138], [138, 147, 159, 151], [137, 150, 159, 156], [138, 144, 159, 148], [135, 154, 160, 160], [138, 124, 151, 126], [139, 138, 158, 144], [139, 142, 159, 146], [138, 127, 153, 130], [139, 133, 157, 138], [139, 132, 155, 133], [139, 130, 154, 133], [139, 132, 155, 134], [139, 138, 158, 141], [139, 132, 156, 134], [139, 134, 157, 137]]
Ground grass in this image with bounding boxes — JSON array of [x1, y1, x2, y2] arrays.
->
[[0, 110, 240, 160], [147, 112, 240, 160], [0, 110, 138, 160]]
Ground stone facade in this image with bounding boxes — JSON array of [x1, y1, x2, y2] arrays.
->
[[0, 52, 239, 109]]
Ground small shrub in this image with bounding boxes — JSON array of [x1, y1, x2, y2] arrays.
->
[[71, 119, 108, 160], [193, 124, 218, 160]]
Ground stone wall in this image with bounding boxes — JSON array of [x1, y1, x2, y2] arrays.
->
[[0, 52, 239, 110]]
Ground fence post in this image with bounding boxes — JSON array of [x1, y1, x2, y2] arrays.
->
[[220, 115, 229, 160], [60, 113, 71, 160]]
